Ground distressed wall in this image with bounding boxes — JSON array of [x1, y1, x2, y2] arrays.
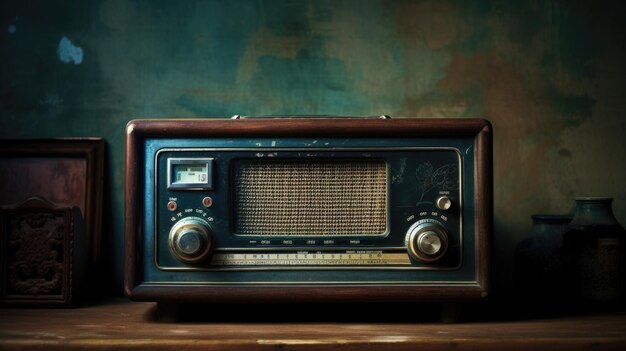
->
[[2, 0, 625, 296]]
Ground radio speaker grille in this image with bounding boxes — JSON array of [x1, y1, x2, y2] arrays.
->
[[234, 160, 387, 236]]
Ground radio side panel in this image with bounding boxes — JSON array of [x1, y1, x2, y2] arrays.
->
[[125, 118, 492, 302]]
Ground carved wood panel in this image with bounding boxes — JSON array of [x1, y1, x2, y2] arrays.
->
[[1, 197, 78, 307]]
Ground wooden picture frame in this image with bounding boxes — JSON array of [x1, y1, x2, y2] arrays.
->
[[0, 138, 104, 306]]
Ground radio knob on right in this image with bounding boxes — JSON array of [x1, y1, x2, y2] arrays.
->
[[436, 196, 452, 211], [405, 220, 449, 263]]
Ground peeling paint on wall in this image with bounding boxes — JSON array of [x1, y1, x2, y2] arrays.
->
[[57, 36, 83, 65]]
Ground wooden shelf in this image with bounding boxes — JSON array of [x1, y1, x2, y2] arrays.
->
[[1, 299, 626, 350]]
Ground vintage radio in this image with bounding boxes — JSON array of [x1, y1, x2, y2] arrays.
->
[[125, 117, 492, 303]]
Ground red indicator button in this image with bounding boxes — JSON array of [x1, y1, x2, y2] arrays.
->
[[167, 201, 177, 212], [202, 196, 213, 208]]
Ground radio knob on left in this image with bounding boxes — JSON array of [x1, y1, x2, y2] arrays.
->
[[168, 217, 213, 263]]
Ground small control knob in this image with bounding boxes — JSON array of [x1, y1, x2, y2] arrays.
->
[[405, 220, 449, 262], [168, 217, 212, 263], [436, 196, 452, 211]]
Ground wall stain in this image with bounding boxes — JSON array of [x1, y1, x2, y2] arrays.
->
[[558, 148, 572, 158], [57, 36, 83, 65], [393, 0, 461, 50]]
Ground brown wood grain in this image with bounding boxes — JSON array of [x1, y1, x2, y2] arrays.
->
[[126, 117, 491, 138], [1, 299, 625, 351]]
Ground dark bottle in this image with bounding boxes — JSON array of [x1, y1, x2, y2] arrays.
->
[[514, 214, 572, 303], [562, 198, 626, 305]]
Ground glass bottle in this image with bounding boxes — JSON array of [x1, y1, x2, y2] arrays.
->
[[562, 197, 626, 305]]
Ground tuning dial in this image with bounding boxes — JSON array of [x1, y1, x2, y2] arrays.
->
[[168, 217, 213, 263], [405, 219, 449, 262]]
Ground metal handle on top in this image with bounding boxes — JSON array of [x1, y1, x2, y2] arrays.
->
[[231, 115, 391, 119]]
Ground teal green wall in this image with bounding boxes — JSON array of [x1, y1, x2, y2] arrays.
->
[[2, 0, 625, 295]]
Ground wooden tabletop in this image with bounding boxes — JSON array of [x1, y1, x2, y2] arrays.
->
[[1, 299, 626, 351]]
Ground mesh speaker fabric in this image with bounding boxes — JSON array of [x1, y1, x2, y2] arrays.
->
[[234, 160, 387, 236]]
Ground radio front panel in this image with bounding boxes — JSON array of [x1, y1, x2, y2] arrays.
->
[[126, 118, 492, 302], [154, 145, 464, 272]]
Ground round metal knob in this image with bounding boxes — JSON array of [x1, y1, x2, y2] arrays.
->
[[405, 220, 449, 262], [168, 217, 212, 263], [436, 196, 452, 211], [416, 231, 443, 256], [176, 230, 203, 255]]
